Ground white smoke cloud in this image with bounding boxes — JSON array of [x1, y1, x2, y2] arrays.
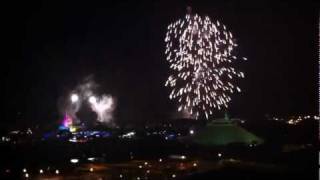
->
[[59, 76, 116, 126], [88, 95, 116, 123]]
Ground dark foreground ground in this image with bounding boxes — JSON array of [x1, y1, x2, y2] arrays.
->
[[0, 135, 317, 180]]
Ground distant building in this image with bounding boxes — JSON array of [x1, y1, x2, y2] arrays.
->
[[191, 117, 264, 146]]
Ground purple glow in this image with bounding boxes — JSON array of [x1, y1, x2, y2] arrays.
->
[[62, 113, 73, 127]]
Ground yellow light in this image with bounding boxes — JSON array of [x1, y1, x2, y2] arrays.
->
[[69, 126, 77, 133], [90, 167, 93, 172]]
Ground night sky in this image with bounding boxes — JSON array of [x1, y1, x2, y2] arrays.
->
[[2, 1, 319, 127]]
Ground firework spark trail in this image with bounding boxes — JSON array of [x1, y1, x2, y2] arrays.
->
[[165, 13, 246, 119], [318, 12, 320, 140]]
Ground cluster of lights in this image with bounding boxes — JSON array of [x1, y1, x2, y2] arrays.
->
[[26, 128, 33, 135], [162, 123, 173, 127], [1, 136, 10, 142], [121, 131, 136, 138], [165, 12, 245, 119], [146, 129, 180, 141], [22, 168, 29, 178], [287, 118, 303, 125], [112, 161, 197, 179], [271, 115, 319, 125], [68, 136, 78, 143], [249, 143, 257, 148], [2, 128, 34, 143], [66, 130, 111, 143], [17, 158, 204, 179], [148, 130, 169, 135], [22, 168, 55, 178]]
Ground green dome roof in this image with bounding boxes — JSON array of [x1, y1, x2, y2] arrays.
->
[[193, 122, 264, 146]]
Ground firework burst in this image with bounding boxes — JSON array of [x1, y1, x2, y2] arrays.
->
[[164, 12, 246, 119]]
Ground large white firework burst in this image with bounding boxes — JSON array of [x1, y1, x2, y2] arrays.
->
[[164, 13, 246, 119]]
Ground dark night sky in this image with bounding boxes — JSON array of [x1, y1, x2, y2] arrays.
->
[[2, 1, 319, 127]]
